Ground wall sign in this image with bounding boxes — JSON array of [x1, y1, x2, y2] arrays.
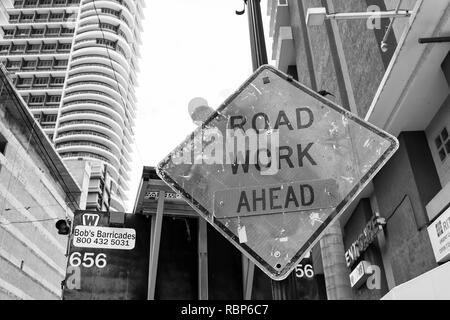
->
[[345, 215, 386, 267], [349, 260, 371, 288], [427, 206, 450, 263]]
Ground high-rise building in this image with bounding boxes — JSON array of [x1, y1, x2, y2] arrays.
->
[[0, 0, 144, 212]]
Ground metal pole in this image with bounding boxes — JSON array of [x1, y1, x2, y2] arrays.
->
[[236, 0, 267, 301], [239, 0, 293, 300], [147, 190, 165, 300], [246, 0, 268, 71]]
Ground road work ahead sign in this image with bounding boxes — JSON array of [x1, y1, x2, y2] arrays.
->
[[157, 65, 398, 280]]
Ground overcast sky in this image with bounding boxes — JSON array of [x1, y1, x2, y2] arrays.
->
[[127, 0, 273, 209]]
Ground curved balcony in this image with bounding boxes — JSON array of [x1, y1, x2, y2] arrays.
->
[[55, 130, 121, 155], [74, 30, 133, 60], [64, 82, 127, 114], [56, 141, 120, 168], [66, 72, 129, 103], [70, 52, 130, 84], [77, 18, 134, 45], [61, 100, 124, 126], [80, 0, 135, 31], [63, 89, 127, 116], [71, 46, 130, 73], [57, 119, 122, 144], [59, 109, 123, 135]]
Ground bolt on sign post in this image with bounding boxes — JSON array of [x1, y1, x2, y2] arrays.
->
[[62, 211, 150, 300], [157, 65, 398, 280]]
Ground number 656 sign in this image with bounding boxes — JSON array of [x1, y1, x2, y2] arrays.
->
[[69, 252, 107, 269]]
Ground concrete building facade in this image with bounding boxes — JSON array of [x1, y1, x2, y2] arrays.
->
[[0, 64, 81, 299], [268, 0, 450, 299], [0, 0, 145, 212]]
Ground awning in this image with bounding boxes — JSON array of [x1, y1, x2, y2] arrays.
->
[[382, 261, 450, 299], [366, 0, 450, 136]]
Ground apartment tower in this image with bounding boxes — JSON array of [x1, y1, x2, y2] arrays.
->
[[0, 0, 144, 212]]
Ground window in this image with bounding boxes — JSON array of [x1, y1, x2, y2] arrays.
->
[[0, 132, 7, 155], [41, 43, 56, 51], [15, 29, 29, 37], [61, 27, 74, 35], [54, 59, 68, 67], [0, 45, 9, 53], [17, 77, 32, 86], [100, 23, 118, 32], [26, 43, 40, 52], [22, 60, 37, 69], [46, 28, 60, 36], [50, 77, 65, 85], [21, 14, 33, 21], [31, 28, 45, 37], [37, 59, 52, 68], [35, 13, 48, 21], [29, 95, 45, 104], [6, 60, 21, 69], [10, 44, 25, 52], [3, 29, 14, 38], [9, 14, 19, 22], [57, 42, 71, 51], [33, 77, 48, 86], [41, 114, 57, 123], [435, 127, 450, 162], [47, 95, 61, 103], [97, 39, 116, 49]]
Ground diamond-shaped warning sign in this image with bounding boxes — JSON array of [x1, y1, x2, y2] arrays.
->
[[157, 65, 398, 280]]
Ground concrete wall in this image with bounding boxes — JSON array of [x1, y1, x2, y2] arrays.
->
[[286, 0, 416, 116], [373, 132, 439, 286], [0, 80, 75, 299]]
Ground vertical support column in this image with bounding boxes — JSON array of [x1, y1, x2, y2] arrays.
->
[[242, 256, 255, 300], [147, 190, 165, 300], [370, 193, 396, 290], [242, 0, 266, 300], [198, 219, 208, 300], [319, 220, 352, 300], [324, 0, 357, 114]]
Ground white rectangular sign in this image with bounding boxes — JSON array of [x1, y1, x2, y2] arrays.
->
[[349, 260, 371, 288], [73, 226, 136, 250], [427, 206, 450, 263]]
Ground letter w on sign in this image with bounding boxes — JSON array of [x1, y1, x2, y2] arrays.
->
[[157, 65, 399, 280], [82, 213, 100, 226]]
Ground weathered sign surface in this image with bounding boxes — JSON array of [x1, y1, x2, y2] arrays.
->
[[157, 65, 398, 280]]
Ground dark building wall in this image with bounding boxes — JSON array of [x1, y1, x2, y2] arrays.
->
[[288, 0, 317, 90], [343, 199, 388, 300], [290, 0, 401, 117], [207, 225, 243, 300], [155, 217, 199, 300], [373, 132, 439, 286], [332, 0, 392, 116], [301, 0, 347, 109]]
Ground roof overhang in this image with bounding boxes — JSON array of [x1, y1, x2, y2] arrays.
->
[[365, 0, 450, 136]]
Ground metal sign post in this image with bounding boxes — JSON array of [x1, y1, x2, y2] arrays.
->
[[157, 65, 399, 281]]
